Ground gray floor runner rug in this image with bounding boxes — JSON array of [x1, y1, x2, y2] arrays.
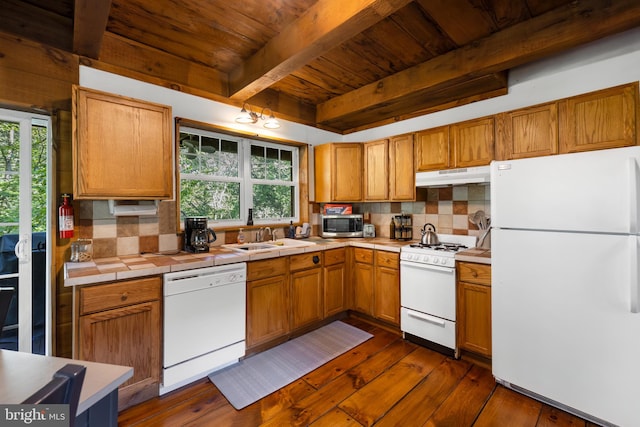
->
[[208, 320, 373, 410]]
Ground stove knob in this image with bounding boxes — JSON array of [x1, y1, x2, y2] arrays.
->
[[441, 258, 447, 265], [423, 255, 430, 263]]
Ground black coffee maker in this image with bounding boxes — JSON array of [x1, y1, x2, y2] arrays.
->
[[184, 217, 217, 253]]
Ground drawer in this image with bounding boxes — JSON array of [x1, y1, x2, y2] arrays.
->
[[290, 251, 323, 271], [457, 262, 491, 286], [324, 248, 346, 266], [401, 307, 455, 350], [247, 256, 288, 281], [79, 276, 161, 315], [376, 250, 399, 269], [353, 247, 374, 264]]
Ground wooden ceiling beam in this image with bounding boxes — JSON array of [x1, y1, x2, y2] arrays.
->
[[228, 0, 413, 101], [0, 0, 72, 51], [73, 0, 113, 58], [317, 0, 640, 124]]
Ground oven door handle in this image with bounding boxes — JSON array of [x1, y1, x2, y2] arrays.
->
[[407, 310, 446, 327], [400, 260, 454, 273]]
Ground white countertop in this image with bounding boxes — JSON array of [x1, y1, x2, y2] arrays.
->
[[0, 349, 133, 415]]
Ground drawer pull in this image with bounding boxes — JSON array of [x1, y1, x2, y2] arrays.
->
[[408, 311, 445, 327], [121, 292, 129, 302]]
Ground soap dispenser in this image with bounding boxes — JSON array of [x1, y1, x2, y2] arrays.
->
[[237, 228, 246, 244]]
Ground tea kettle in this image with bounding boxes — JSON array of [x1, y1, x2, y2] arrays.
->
[[421, 223, 439, 245]]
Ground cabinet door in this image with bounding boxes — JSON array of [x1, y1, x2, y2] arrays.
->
[[457, 282, 492, 357], [374, 266, 399, 325], [73, 86, 172, 199], [314, 143, 363, 202], [364, 139, 389, 201], [333, 143, 363, 201], [560, 82, 638, 153], [324, 262, 346, 317], [79, 300, 161, 409], [495, 103, 558, 160], [246, 275, 289, 348], [352, 262, 373, 315], [291, 267, 323, 330], [450, 117, 495, 168], [389, 134, 415, 201], [415, 126, 450, 171]]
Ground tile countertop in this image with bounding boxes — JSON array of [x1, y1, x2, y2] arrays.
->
[[455, 248, 492, 265], [64, 237, 412, 286]]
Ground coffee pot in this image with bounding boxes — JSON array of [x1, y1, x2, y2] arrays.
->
[[184, 217, 216, 253]]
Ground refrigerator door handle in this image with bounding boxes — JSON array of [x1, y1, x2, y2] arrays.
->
[[630, 236, 640, 313], [629, 157, 640, 234]]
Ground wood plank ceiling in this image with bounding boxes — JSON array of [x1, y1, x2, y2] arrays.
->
[[3, 0, 640, 133]]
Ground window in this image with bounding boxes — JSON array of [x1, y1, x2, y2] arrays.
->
[[178, 127, 299, 226]]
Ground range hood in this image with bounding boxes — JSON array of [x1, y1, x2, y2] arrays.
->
[[416, 165, 491, 187]]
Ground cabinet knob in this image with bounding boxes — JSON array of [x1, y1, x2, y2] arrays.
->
[[313, 255, 320, 264], [121, 292, 129, 301]]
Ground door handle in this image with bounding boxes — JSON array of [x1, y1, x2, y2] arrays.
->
[[14, 236, 29, 263], [631, 236, 639, 313]]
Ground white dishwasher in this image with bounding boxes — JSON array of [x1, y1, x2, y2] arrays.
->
[[161, 262, 246, 395]]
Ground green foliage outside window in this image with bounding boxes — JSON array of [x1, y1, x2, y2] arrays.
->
[[0, 120, 47, 235], [179, 128, 297, 223]]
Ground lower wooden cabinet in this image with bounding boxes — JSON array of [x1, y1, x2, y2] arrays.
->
[[352, 248, 374, 315], [290, 251, 323, 330], [246, 257, 289, 349], [456, 262, 492, 358], [374, 251, 400, 325], [351, 248, 400, 326], [76, 276, 162, 410], [323, 248, 347, 317]]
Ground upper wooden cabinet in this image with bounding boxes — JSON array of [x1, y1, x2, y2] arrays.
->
[[415, 126, 450, 171], [450, 117, 495, 168], [559, 82, 638, 154], [363, 135, 415, 201], [72, 86, 172, 200], [363, 139, 389, 201], [415, 117, 494, 172], [495, 102, 559, 160], [314, 143, 363, 202], [388, 134, 415, 201]]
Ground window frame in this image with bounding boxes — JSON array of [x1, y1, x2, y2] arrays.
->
[[177, 125, 300, 229]]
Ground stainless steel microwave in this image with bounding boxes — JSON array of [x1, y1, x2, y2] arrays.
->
[[321, 214, 364, 237]]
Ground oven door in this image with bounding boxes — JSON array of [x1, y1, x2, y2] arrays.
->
[[400, 260, 456, 321]]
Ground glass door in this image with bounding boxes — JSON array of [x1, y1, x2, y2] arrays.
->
[[0, 109, 51, 354]]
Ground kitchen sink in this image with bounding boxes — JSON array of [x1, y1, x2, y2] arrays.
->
[[223, 238, 316, 253]]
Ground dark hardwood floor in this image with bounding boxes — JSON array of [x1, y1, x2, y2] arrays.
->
[[118, 317, 598, 426]]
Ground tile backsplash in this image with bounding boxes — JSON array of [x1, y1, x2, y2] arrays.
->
[[75, 184, 490, 257], [77, 200, 179, 258], [313, 184, 491, 240]]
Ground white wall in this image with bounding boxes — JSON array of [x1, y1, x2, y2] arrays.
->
[[81, 26, 640, 145]]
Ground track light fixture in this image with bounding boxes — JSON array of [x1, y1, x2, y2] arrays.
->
[[235, 103, 281, 129]]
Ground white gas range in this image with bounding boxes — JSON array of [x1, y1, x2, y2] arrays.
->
[[400, 234, 476, 357]]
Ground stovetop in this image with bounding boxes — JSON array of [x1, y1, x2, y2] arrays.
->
[[400, 234, 477, 266]]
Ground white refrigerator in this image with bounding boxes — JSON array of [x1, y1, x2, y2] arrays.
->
[[491, 146, 640, 427]]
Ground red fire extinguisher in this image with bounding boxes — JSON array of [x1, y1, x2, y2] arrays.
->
[[59, 193, 74, 239]]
